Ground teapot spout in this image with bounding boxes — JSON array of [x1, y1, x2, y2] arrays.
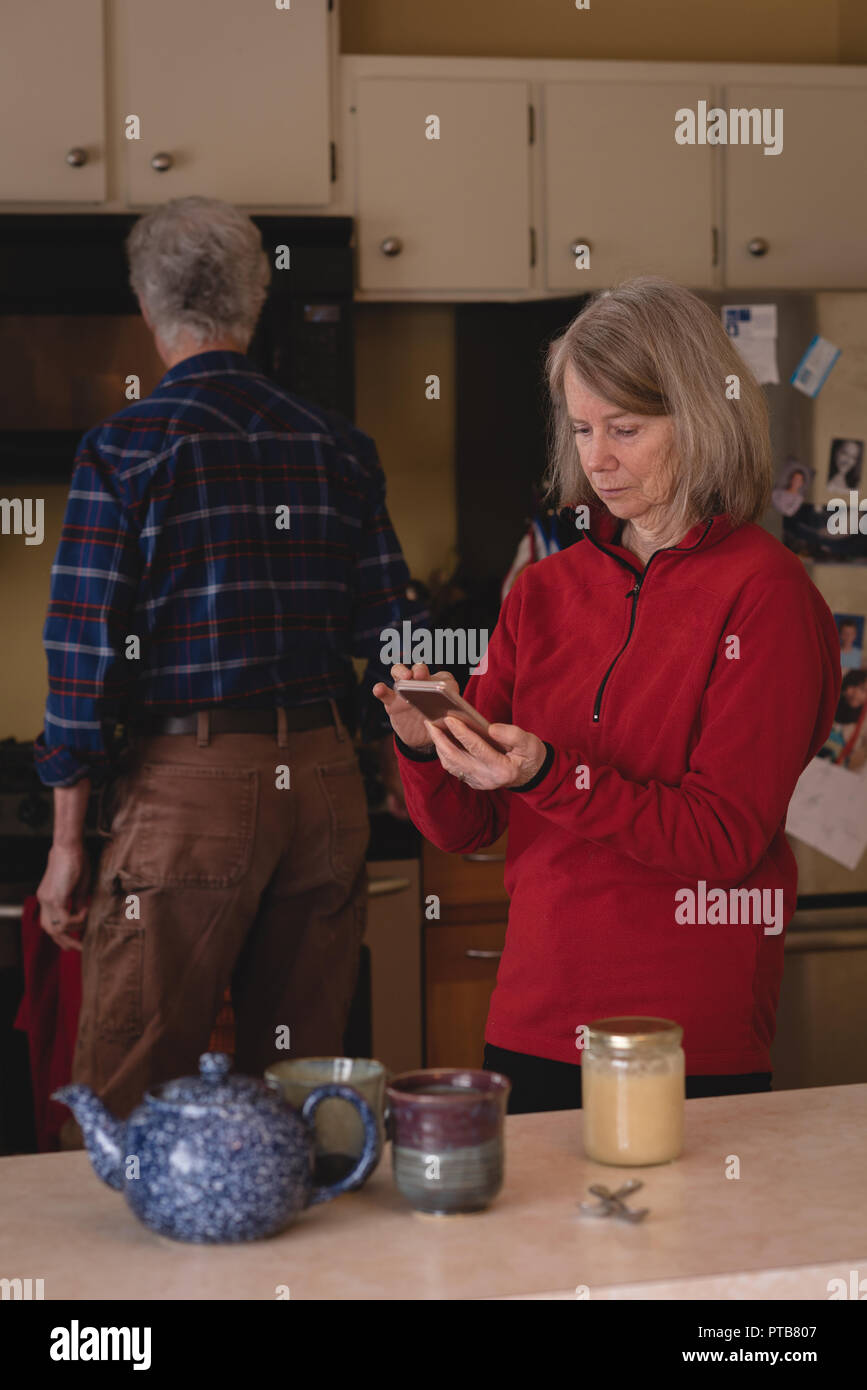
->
[[52, 1084, 125, 1191]]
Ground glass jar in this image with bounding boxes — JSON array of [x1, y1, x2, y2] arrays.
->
[[582, 1017, 685, 1166]]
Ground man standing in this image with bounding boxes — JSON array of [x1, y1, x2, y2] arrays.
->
[[34, 196, 422, 1116]]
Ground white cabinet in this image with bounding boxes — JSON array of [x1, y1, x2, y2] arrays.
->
[[724, 84, 867, 289], [543, 81, 716, 291], [0, 0, 106, 202], [355, 78, 531, 293], [114, 0, 331, 206]]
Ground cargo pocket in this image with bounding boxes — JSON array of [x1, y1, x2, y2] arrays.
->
[[93, 903, 145, 1045], [315, 759, 371, 887], [113, 763, 257, 890]]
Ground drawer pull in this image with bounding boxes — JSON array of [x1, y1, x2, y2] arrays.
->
[[464, 948, 503, 960], [461, 852, 506, 863], [367, 877, 411, 897]]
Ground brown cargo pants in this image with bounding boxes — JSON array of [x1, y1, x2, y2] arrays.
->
[[72, 704, 370, 1117]]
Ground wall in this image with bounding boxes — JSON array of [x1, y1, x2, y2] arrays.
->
[[353, 303, 457, 585], [341, 0, 866, 63]]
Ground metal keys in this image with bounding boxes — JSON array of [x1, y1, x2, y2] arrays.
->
[[579, 1179, 649, 1223]]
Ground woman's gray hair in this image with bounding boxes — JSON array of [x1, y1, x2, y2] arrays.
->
[[544, 276, 774, 529], [126, 196, 271, 350]]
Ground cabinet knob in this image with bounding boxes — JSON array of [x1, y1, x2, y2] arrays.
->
[[379, 236, 403, 257], [569, 239, 592, 257], [150, 151, 174, 172], [65, 147, 88, 168], [464, 949, 503, 960], [747, 237, 769, 257]]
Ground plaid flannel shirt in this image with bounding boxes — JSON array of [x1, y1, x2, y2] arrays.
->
[[35, 350, 426, 787]]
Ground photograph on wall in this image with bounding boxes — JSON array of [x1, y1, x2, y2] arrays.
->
[[834, 613, 866, 671], [778, 453, 867, 564], [826, 438, 864, 494]]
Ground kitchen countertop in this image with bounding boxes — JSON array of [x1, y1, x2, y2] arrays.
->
[[1, 1083, 865, 1301]]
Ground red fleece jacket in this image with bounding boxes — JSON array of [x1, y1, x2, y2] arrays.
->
[[396, 510, 842, 1074]]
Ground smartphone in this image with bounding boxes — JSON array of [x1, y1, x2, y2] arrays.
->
[[393, 680, 507, 753]]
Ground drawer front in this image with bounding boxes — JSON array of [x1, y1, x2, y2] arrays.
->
[[425, 921, 506, 1069], [423, 833, 508, 921]]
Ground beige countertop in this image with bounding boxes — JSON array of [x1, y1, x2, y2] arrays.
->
[[2, 1083, 865, 1301]]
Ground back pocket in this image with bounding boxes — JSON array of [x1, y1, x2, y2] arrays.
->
[[113, 763, 257, 889], [315, 760, 370, 886]]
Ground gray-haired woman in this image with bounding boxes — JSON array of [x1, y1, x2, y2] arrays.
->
[[376, 276, 842, 1115]]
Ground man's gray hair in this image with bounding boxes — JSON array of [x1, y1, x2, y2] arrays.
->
[[126, 196, 271, 350]]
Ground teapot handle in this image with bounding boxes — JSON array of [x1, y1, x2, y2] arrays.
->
[[302, 1085, 379, 1206]]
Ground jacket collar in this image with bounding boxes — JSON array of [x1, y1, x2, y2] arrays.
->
[[579, 503, 736, 568], [157, 349, 257, 388]]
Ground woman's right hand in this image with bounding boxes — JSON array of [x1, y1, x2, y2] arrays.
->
[[372, 663, 460, 750]]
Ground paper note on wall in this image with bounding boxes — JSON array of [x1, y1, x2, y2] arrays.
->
[[786, 757, 867, 871], [791, 335, 841, 398], [722, 304, 780, 385]]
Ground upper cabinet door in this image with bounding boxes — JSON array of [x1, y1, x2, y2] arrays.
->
[[724, 84, 867, 289], [356, 78, 531, 292], [543, 82, 715, 291], [0, 0, 106, 201], [116, 0, 330, 206]]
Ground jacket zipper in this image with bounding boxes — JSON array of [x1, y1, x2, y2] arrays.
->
[[587, 520, 714, 724]]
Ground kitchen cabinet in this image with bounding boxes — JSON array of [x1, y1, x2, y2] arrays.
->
[[0, 0, 106, 202], [114, 0, 332, 206], [723, 83, 867, 289], [543, 81, 716, 291], [422, 831, 509, 1066], [345, 57, 867, 298], [425, 920, 506, 1069], [354, 78, 531, 292], [422, 832, 509, 925]]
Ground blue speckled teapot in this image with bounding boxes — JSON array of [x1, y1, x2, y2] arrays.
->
[[53, 1052, 378, 1244]]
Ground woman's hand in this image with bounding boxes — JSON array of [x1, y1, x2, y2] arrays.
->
[[372, 663, 461, 751], [424, 715, 547, 791]]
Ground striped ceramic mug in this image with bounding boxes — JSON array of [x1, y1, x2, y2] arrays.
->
[[385, 1068, 510, 1215]]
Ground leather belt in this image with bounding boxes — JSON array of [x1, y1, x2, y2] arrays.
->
[[129, 702, 334, 736]]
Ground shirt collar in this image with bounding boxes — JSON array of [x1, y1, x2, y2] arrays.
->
[[156, 349, 257, 388]]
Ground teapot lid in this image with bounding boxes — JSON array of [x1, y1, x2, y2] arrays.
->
[[148, 1052, 274, 1109]]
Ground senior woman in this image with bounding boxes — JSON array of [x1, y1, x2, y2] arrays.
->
[[374, 277, 842, 1114]]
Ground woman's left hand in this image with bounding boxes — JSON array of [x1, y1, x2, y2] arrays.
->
[[424, 716, 547, 790]]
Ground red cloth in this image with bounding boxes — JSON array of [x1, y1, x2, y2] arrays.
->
[[396, 510, 842, 1074], [13, 895, 83, 1151]]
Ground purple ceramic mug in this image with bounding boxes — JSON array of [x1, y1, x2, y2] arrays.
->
[[386, 1068, 510, 1215]]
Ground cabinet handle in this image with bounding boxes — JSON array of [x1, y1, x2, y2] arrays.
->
[[461, 852, 506, 862], [65, 148, 88, 168], [465, 948, 503, 959], [569, 239, 592, 257], [150, 152, 174, 172], [379, 237, 403, 257], [367, 876, 410, 897], [747, 237, 769, 257]]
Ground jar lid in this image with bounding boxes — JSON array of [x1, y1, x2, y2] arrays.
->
[[587, 1016, 683, 1050], [147, 1052, 273, 1108]]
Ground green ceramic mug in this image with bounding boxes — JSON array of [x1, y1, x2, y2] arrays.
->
[[265, 1057, 386, 1189]]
